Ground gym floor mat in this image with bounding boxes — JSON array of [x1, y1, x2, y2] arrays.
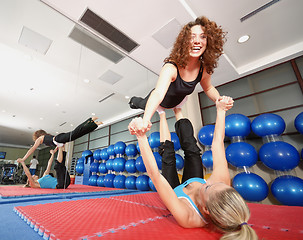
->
[[14, 192, 303, 240]]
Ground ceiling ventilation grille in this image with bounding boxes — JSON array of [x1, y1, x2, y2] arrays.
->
[[98, 70, 123, 85], [240, 0, 280, 22], [69, 26, 124, 63], [80, 9, 139, 53], [98, 93, 115, 103]]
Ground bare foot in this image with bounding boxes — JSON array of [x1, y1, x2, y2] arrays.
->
[[92, 117, 103, 125]]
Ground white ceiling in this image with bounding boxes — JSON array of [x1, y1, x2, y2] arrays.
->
[[0, 0, 302, 149]]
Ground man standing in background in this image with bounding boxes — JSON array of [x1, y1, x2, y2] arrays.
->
[[29, 155, 39, 175]]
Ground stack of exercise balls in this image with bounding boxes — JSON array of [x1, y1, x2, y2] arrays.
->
[[225, 114, 268, 202], [252, 113, 303, 206], [75, 127, 184, 193], [198, 125, 215, 171]]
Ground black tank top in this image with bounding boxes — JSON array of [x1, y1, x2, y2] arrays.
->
[[160, 62, 203, 108], [43, 134, 56, 147]]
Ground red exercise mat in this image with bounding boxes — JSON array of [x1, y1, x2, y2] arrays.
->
[[14, 192, 303, 240], [14, 197, 170, 240], [0, 184, 119, 197]]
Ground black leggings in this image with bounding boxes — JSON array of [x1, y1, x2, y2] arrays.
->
[[54, 118, 98, 143], [161, 118, 203, 189], [129, 90, 153, 110], [54, 151, 71, 189]]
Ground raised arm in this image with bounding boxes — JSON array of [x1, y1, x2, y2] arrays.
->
[[141, 64, 176, 133], [207, 96, 233, 185], [43, 149, 55, 177], [128, 118, 191, 227], [21, 136, 43, 161]]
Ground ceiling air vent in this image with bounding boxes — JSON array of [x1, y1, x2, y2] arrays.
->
[[80, 8, 139, 53], [98, 70, 123, 85], [98, 93, 115, 103], [69, 26, 124, 63], [240, 0, 280, 22]]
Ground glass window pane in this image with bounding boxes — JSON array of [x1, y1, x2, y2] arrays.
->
[[110, 119, 131, 134], [110, 131, 137, 144], [248, 62, 297, 91], [74, 134, 88, 145], [89, 137, 109, 150], [90, 126, 109, 140], [73, 143, 88, 154]]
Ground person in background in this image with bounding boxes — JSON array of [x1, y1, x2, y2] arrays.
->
[[29, 155, 39, 176], [18, 146, 70, 189]]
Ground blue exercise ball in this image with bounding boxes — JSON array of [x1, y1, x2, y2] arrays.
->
[[93, 149, 101, 160], [107, 145, 116, 157], [233, 172, 269, 202], [136, 175, 150, 191], [148, 132, 161, 148], [88, 175, 98, 186], [82, 150, 93, 158], [171, 132, 181, 150], [135, 156, 146, 172], [225, 114, 251, 138], [114, 141, 126, 155], [259, 141, 300, 171], [113, 175, 126, 189], [201, 150, 213, 169], [226, 142, 258, 168], [97, 175, 105, 187], [104, 173, 116, 188], [125, 176, 137, 189], [251, 113, 285, 137], [148, 177, 157, 191], [271, 175, 303, 206], [98, 162, 108, 174], [125, 144, 138, 157], [75, 163, 84, 174], [136, 142, 140, 153], [125, 159, 137, 173], [90, 161, 99, 173], [77, 157, 85, 164], [198, 125, 215, 146], [106, 159, 114, 171], [113, 157, 126, 172], [153, 152, 162, 170], [294, 112, 303, 134], [100, 148, 109, 160], [175, 153, 184, 170]]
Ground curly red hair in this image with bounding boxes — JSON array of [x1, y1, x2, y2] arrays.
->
[[165, 16, 226, 75]]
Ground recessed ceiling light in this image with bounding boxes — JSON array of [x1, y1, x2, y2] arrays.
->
[[125, 96, 130, 99], [2, 110, 6, 113], [55, 103, 60, 107], [39, 117, 43, 120], [92, 113, 96, 116], [238, 35, 250, 43], [83, 78, 90, 83]]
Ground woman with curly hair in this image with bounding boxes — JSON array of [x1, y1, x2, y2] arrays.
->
[[129, 16, 233, 132]]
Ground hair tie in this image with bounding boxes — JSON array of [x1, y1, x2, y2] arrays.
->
[[240, 222, 248, 226]]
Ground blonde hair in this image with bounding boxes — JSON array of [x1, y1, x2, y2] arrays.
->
[[206, 188, 258, 240]]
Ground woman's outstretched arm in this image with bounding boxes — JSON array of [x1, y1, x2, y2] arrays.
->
[[207, 96, 233, 185]]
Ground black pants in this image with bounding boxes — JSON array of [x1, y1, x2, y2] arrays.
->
[[161, 118, 203, 189], [129, 90, 153, 110], [54, 151, 71, 189], [54, 118, 98, 143]]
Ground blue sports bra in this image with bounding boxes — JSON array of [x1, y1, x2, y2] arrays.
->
[[174, 178, 208, 223]]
